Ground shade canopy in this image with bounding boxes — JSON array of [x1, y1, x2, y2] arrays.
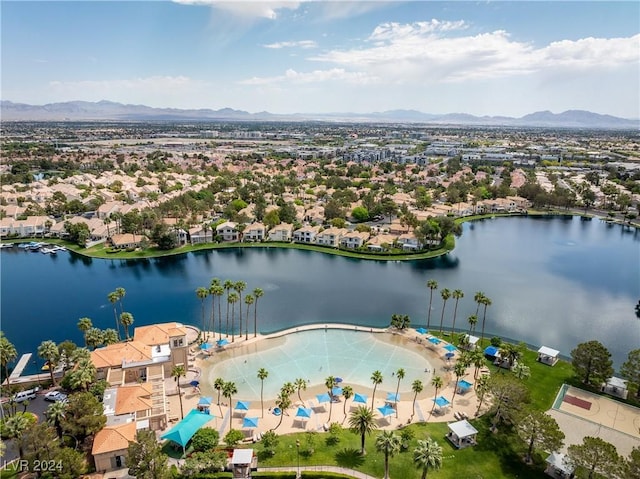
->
[[433, 396, 451, 408], [444, 344, 457, 352], [242, 417, 259, 428], [316, 392, 331, 403], [353, 393, 368, 403], [160, 409, 213, 448], [386, 392, 400, 403], [235, 400, 250, 411], [332, 387, 343, 396], [190, 380, 200, 387], [458, 379, 473, 391], [416, 327, 428, 334], [216, 338, 229, 347], [484, 345, 499, 357], [377, 405, 395, 417], [448, 419, 478, 439], [296, 407, 312, 418], [200, 343, 212, 350], [445, 352, 455, 359], [335, 377, 343, 383], [428, 337, 442, 345], [198, 396, 213, 406], [537, 346, 559, 357]]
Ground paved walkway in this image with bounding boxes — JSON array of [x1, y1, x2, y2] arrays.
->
[[260, 466, 377, 479]]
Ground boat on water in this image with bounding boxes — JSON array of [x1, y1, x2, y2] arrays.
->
[[0, 243, 14, 249]]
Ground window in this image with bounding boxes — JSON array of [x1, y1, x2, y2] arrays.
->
[[173, 338, 184, 347]]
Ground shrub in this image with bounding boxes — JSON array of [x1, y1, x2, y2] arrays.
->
[[223, 429, 244, 447], [260, 430, 279, 456], [191, 428, 220, 452], [490, 337, 502, 347]]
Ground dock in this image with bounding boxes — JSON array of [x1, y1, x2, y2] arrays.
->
[[9, 353, 32, 382]]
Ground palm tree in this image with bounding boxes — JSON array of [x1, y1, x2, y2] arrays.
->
[[77, 317, 93, 347], [115, 287, 126, 315], [294, 378, 307, 404], [475, 374, 490, 416], [234, 281, 247, 340], [325, 376, 336, 422], [209, 278, 221, 336], [85, 327, 104, 350], [222, 381, 238, 432], [451, 289, 464, 334], [467, 315, 478, 335], [257, 368, 269, 418], [426, 280, 438, 331], [228, 292, 239, 342], [450, 361, 467, 408], [473, 291, 484, 317], [370, 370, 383, 410], [413, 438, 443, 479], [348, 405, 378, 455], [38, 340, 59, 386], [342, 385, 354, 420], [0, 333, 18, 382], [4, 413, 30, 459], [103, 328, 119, 345], [244, 294, 254, 340], [46, 400, 66, 441], [214, 377, 225, 408], [479, 295, 492, 345], [438, 288, 451, 335], [272, 389, 292, 431], [223, 279, 234, 337], [252, 288, 264, 337], [120, 312, 134, 340], [107, 291, 121, 339], [69, 358, 96, 391], [376, 431, 401, 479], [394, 368, 405, 418], [469, 349, 485, 380], [410, 379, 423, 422], [172, 365, 186, 420], [429, 376, 443, 419], [195, 287, 209, 341], [211, 283, 225, 340]]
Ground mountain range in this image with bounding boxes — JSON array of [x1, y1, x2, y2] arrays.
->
[[1, 100, 638, 129]]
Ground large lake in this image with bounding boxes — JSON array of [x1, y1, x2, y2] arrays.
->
[[1, 216, 638, 372]]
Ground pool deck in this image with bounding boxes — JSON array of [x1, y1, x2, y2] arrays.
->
[[167, 325, 489, 437]]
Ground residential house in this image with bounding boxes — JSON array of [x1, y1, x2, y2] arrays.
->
[[243, 222, 266, 242], [304, 206, 325, 224], [315, 227, 348, 247], [397, 232, 422, 251], [268, 223, 293, 242], [110, 233, 145, 249], [0, 216, 51, 238], [189, 225, 213, 245], [216, 221, 239, 242], [293, 225, 321, 243], [366, 233, 396, 251], [92, 422, 136, 473], [340, 230, 370, 249]]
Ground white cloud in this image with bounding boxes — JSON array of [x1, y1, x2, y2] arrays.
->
[[240, 68, 376, 85], [172, 0, 302, 19], [263, 40, 317, 49]]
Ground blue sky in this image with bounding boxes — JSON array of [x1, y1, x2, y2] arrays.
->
[[2, 1, 639, 117]]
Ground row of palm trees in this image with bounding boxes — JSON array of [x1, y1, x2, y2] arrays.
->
[[426, 280, 493, 344], [195, 278, 264, 342]]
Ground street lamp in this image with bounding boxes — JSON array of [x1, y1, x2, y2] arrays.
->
[[296, 439, 301, 479]]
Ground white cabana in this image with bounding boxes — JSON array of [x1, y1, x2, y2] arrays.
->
[[537, 346, 560, 366], [544, 452, 575, 478], [601, 376, 628, 399], [231, 449, 257, 479], [460, 334, 480, 350], [446, 419, 478, 449]]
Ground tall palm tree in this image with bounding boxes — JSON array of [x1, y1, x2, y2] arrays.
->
[[46, 400, 66, 441], [413, 438, 443, 479], [479, 295, 492, 345], [209, 278, 221, 336], [257, 368, 269, 418], [228, 292, 239, 342], [469, 349, 485, 380], [103, 328, 119, 345], [467, 315, 478, 335], [234, 281, 247, 340], [272, 389, 292, 431], [120, 312, 134, 340], [438, 288, 451, 335], [450, 289, 464, 334], [70, 358, 96, 391], [429, 376, 443, 419], [394, 368, 405, 418], [38, 340, 59, 386], [348, 405, 378, 455], [473, 291, 485, 318], [475, 374, 490, 416], [0, 332, 18, 382], [294, 378, 307, 404], [214, 377, 225, 408], [426, 280, 438, 331], [77, 317, 93, 347], [244, 294, 254, 340], [450, 361, 467, 408], [4, 413, 30, 459], [325, 376, 336, 422], [370, 370, 383, 411], [195, 287, 209, 341], [342, 385, 354, 420], [171, 365, 186, 420], [85, 327, 104, 350], [222, 381, 238, 432], [376, 431, 401, 479], [211, 283, 225, 340], [252, 288, 264, 337], [223, 279, 234, 337], [107, 291, 121, 339], [410, 379, 423, 422], [115, 287, 126, 315]]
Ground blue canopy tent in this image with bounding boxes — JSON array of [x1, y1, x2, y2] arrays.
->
[[484, 345, 499, 357], [316, 392, 331, 403], [353, 393, 368, 404], [160, 409, 214, 455], [235, 400, 250, 411], [242, 417, 259, 429], [198, 396, 212, 406], [377, 405, 395, 420], [386, 392, 400, 404], [416, 327, 428, 334], [332, 387, 343, 396], [296, 407, 312, 418], [428, 337, 442, 345], [444, 344, 457, 352], [457, 379, 473, 393], [200, 342, 212, 350], [432, 396, 451, 415], [216, 338, 229, 347]]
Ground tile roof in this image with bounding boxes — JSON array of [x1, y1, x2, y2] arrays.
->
[[90, 341, 151, 369], [115, 383, 153, 415], [133, 322, 187, 346], [92, 422, 136, 455]]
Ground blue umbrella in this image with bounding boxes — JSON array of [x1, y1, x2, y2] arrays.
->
[[335, 377, 343, 383], [416, 327, 428, 334], [386, 392, 399, 403], [433, 396, 451, 408], [216, 338, 229, 347], [444, 344, 457, 352], [242, 417, 259, 428], [295, 407, 312, 418], [428, 337, 442, 345], [200, 342, 212, 350], [235, 400, 250, 411], [353, 393, 368, 404], [377, 405, 395, 417], [190, 380, 200, 387], [198, 396, 212, 406], [445, 352, 455, 359], [316, 392, 331, 403], [332, 387, 343, 396]]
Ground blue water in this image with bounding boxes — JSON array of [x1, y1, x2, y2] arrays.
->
[[1, 216, 638, 372]]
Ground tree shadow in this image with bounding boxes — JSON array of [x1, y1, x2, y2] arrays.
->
[[335, 448, 365, 468]]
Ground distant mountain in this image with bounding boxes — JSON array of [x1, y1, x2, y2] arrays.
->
[[1, 100, 637, 128]]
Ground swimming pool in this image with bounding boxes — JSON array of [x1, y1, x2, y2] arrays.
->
[[200, 329, 434, 401]]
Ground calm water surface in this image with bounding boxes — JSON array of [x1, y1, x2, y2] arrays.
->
[[1, 216, 638, 372]]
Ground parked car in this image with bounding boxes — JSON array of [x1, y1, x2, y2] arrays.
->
[[44, 391, 67, 402], [13, 387, 40, 403]]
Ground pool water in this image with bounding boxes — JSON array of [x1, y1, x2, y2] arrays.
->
[[201, 329, 434, 401]]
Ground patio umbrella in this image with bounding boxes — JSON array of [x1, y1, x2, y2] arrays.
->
[[433, 396, 451, 408], [444, 344, 457, 352], [445, 352, 455, 359], [377, 405, 395, 417], [200, 342, 212, 350], [198, 396, 212, 406], [242, 417, 259, 429], [335, 377, 343, 383], [386, 392, 399, 403], [428, 337, 442, 345], [190, 380, 200, 387], [216, 338, 229, 347], [353, 393, 368, 404], [332, 387, 343, 396], [416, 327, 428, 334], [295, 407, 312, 418], [316, 392, 331, 404], [235, 400, 250, 411]]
